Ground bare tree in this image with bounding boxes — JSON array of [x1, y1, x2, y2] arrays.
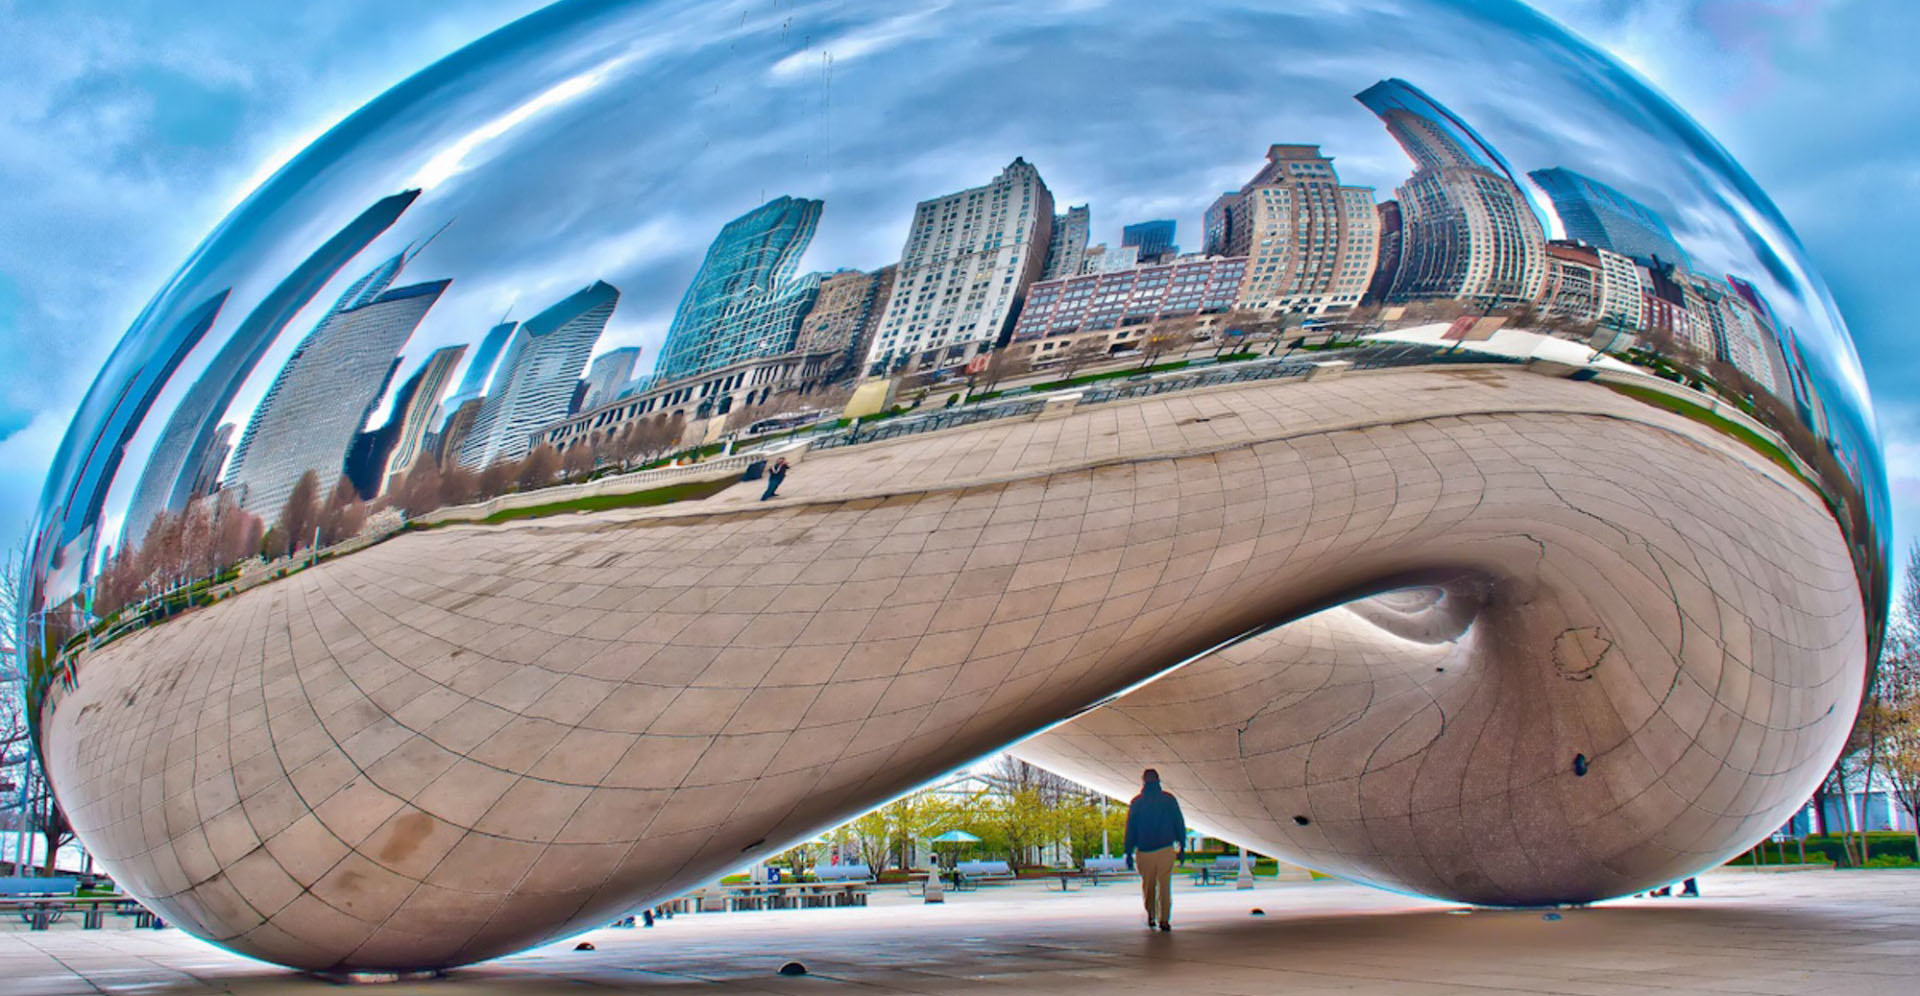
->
[[276, 470, 322, 557], [29, 768, 72, 875], [517, 444, 562, 492], [1137, 329, 1185, 369], [477, 459, 518, 500], [441, 462, 479, 507], [724, 399, 778, 436], [561, 442, 596, 483], [977, 348, 1029, 394], [317, 475, 367, 547], [1, 536, 31, 778], [397, 453, 444, 517], [1053, 338, 1107, 381]]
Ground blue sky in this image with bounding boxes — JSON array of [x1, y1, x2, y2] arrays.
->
[[1, 0, 1914, 581]]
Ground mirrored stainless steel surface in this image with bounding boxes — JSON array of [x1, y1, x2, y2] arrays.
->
[[19, 0, 1886, 974]]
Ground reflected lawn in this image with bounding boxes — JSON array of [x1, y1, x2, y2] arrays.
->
[[474, 474, 739, 525]]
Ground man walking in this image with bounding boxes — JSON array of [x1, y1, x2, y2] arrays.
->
[[1123, 768, 1186, 931]]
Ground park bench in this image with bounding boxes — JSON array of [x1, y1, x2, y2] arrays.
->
[[813, 863, 873, 882], [1, 877, 77, 930], [1081, 856, 1135, 885], [0, 877, 78, 897], [721, 882, 869, 911], [0, 880, 163, 931], [1191, 856, 1242, 886], [953, 860, 1015, 889]]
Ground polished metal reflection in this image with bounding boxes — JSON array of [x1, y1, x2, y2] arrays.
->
[[21, 0, 1887, 975]]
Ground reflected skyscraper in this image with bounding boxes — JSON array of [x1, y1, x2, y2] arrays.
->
[[1121, 219, 1177, 263], [1357, 79, 1520, 180], [38, 288, 228, 575], [1042, 205, 1090, 280], [120, 191, 418, 540], [458, 281, 618, 469], [1081, 243, 1138, 274], [867, 157, 1054, 373], [1210, 144, 1379, 317], [437, 320, 516, 425], [226, 274, 450, 518], [580, 347, 641, 411], [655, 197, 823, 383], [223, 253, 408, 485], [1529, 167, 1691, 270], [797, 266, 895, 377], [184, 423, 235, 505], [1358, 80, 1545, 307], [380, 344, 468, 485]]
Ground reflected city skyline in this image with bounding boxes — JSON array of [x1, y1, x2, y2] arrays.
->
[[39, 68, 1880, 623]]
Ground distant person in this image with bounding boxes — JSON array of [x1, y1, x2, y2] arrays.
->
[[1124, 768, 1186, 931], [762, 456, 790, 501]]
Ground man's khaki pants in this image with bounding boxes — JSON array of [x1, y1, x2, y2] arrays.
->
[[1136, 845, 1177, 924]]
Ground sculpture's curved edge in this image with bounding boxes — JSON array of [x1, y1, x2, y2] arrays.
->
[[39, 367, 1864, 971]]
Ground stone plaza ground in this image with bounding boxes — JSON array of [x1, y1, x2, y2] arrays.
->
[[4, 868, 1915, 994]]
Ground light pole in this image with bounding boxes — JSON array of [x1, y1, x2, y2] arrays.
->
[[1236, 843, 1254, 889]]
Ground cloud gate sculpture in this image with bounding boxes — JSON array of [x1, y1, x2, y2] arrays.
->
[[20, 0, 1887, 976]]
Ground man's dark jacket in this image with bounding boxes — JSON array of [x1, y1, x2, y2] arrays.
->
[[1123, 782, 1186, 854]]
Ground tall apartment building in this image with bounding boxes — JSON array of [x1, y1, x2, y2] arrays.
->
[[1121, 219, 1178, 263], [1539, 243, 1601, 323], [796, 266, 896, 375], [121, 190, 417, 541], [1042, 205, 1091, 280], [1727, 275, 1795, 397], [1698, 280, 1779, 394], [380, 344, 468, 484], [865, 157, 1054, 374], [1637, 263, 1701, 355], [458, 281, 618, 469], [1529, 167, 1690, 269], [1208, 144, 1379, 317], [1539, 241, 1642, 333], [226, 277, 450, 518], [1358, 79, 1545, 307], [656, 196, 823, 383], [580, 347, 641, 410], [1365, 201, 1403, 304]]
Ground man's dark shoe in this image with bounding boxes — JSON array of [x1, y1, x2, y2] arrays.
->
[[1157, 921, 1171, 932]]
